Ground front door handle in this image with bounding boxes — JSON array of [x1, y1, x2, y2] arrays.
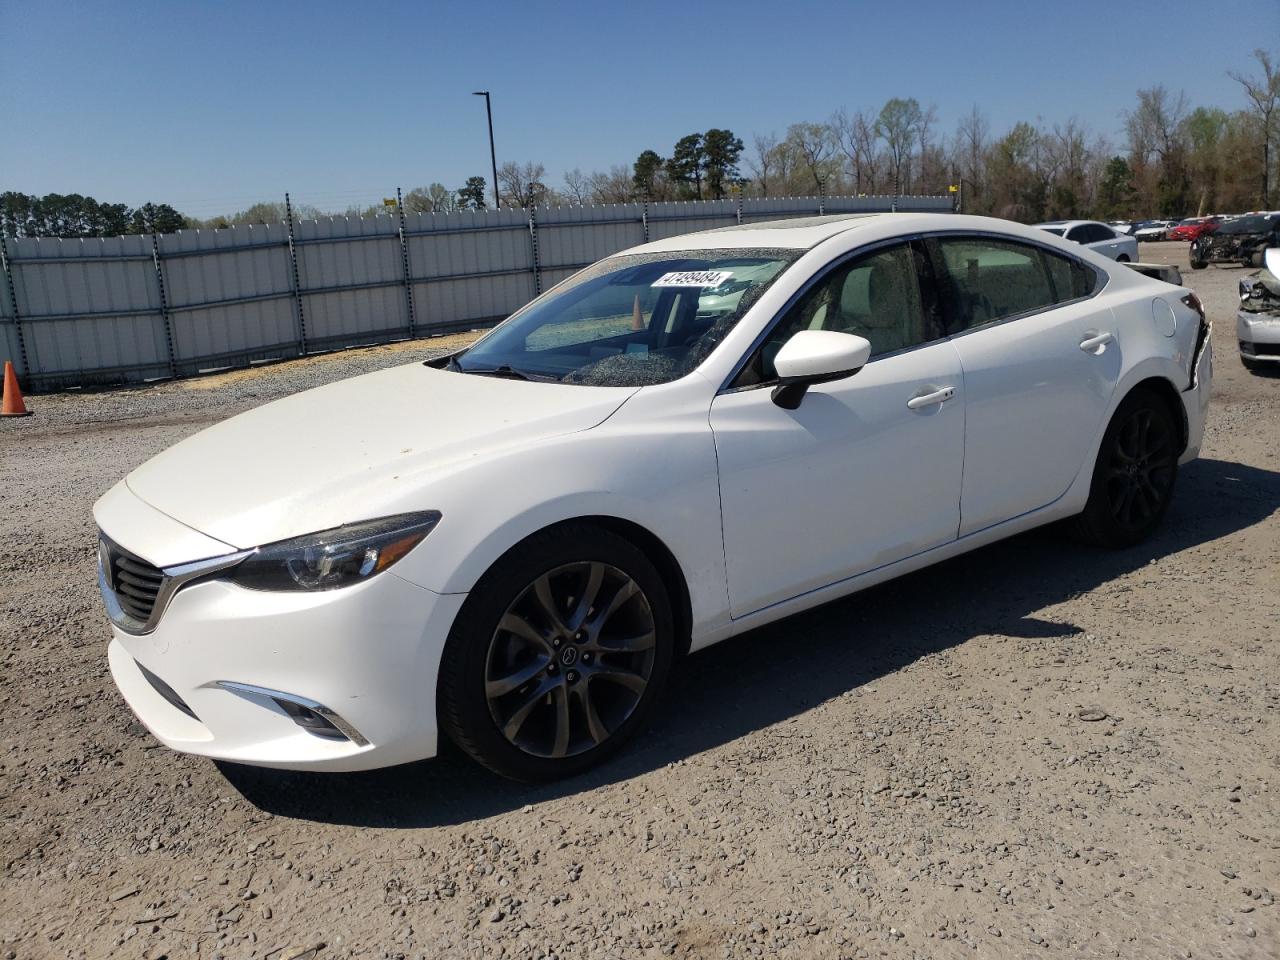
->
[[907, 386, 955, 410], [1079, 331, 1114, 353]]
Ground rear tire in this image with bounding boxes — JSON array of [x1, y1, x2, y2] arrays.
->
[[1073, 388, 1179, 548], [438, 522, 674, 781]]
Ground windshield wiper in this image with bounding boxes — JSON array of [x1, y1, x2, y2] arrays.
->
[[460, 364, 554, 382]]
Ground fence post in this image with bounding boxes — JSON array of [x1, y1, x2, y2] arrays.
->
[[395, 186, 417, 337], [149, 232, 178, 378], [528, 206, 542, 296], [642, 193, 650, 243], [735, 187, 743, 225], [818, 178, 826, 216], [0, 226, 31, 380], [284, 193, 308, 355]]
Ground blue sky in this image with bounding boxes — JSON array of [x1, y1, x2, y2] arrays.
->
[[3, 0, 1273, 216]]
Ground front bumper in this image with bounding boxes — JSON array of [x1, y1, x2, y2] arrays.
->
[[105, 560, 466, 772], [1238, 310, 1280, 363]]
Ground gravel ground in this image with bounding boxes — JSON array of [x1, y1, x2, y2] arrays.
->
[[1, 244, 1277, 960]]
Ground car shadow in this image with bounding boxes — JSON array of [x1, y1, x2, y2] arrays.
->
[[218, 457, 1279, 828]]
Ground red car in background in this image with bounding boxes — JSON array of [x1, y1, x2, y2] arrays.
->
[[1168, 217, 1221, 241]]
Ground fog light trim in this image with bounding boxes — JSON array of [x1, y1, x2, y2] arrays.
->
[[216, 681, 370, 746]]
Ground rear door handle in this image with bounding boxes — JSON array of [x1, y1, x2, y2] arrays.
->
[[907, 386, 955, 410], [1079, 332, 1114, 353]]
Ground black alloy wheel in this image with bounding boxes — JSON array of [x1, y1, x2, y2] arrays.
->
[[1074, 388, 1179, 547]]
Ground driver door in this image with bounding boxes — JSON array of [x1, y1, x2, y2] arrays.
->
[[709, 241, 966, 618]]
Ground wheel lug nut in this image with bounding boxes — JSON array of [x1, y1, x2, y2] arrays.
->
[[552, 637, 562, 648], [582, 652, 592, 663]]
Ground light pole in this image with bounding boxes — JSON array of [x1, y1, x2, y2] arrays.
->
[[472, 91, 500, 210]]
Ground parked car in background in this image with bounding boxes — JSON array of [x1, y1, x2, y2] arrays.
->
[[1134, 220, 1177, 242], [1109, 221, 1136, 236], [1168, 217, 1221, 242], [1191, 213, 1280, 269], [94, 213, 1211, 778], [1035, 220, 1139, 261], [1237, 248, 1280, 372]]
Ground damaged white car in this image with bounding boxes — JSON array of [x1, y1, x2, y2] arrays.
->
[[96, 213, 1212, 779]]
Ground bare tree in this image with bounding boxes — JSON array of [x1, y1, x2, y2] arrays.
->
[[746, 133, 779, 197], [954, 105, 989, 210], [1229, 49, 1280, 206], [831, 108, 880, 194], [784, 122, 835, 194], [498, 161, 549, 208], [562, 168, 592, 205], [405, 183, 457, 214], [588, 166, 634, 204], [875, 98, 924, 194], [1126, 86, 1189, 163]]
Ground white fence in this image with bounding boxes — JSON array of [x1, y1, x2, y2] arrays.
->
[[0, 194, 953, 390]]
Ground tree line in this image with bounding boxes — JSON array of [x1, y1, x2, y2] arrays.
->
[[5, 50, 1276, 238]]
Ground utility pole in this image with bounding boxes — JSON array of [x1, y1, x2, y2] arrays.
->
[[473, 91, 500, 209]]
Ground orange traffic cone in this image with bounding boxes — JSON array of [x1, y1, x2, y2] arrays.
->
[[1, 361, 32, 417]]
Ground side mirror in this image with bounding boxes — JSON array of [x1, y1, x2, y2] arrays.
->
[[770, 330, 871, 409]]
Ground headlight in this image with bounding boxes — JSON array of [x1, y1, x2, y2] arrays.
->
[[228, 512, 441, 592]]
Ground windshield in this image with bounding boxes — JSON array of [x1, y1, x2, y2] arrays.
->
[[455, 248, 799, 386], [1218, 216, 1271, 235]]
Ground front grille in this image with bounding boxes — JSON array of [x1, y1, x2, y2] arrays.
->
[[102, 540, 165, 624], [1255, 342, 1280, 358]]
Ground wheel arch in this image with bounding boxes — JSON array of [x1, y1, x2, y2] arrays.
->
[[463, 515, 695, 659], [1129, 375, 1188, 456]]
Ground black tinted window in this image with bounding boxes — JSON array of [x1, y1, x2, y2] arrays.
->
[[1041, 248, 1097, 301], [932, 237, 1058, 332]]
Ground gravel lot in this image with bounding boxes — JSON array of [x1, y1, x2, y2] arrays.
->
[[2, 244, 1277, 960]]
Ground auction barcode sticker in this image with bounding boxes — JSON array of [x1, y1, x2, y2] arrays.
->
[[652, 270, 733, 288]]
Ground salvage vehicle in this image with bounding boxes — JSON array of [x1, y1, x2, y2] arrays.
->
[[95, 213, 1212, 779], [1168, 217, 1221, 242], [1190, 213, 1280, 269], [1134, 220, 1177, 242], [1238, 248, 1280, 371], [1034, 220, 1138, 261]]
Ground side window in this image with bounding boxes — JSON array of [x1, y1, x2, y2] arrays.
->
[[1041, 248, 1097, 302], [932, 237, 1058, 332], [737, 243, 936, 385], [1065, 225, 1089, 243]]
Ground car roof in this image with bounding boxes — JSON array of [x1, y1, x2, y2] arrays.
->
[[618, 213, 881, 252], [1034, 220, 1097, 229], [611, 213, 1124, 262]]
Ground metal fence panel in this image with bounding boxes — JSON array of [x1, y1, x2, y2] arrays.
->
[[161, 225, 298, 365], [1, 194, 953, 389]]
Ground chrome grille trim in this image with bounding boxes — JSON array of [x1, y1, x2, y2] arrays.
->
[[97, 533, 253, 635]]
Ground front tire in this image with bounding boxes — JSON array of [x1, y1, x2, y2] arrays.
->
[[1073, 388, 1179, 548], [438, 523, 674, 781]]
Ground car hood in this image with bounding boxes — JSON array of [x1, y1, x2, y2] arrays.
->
[[125, 363, 637, 550]]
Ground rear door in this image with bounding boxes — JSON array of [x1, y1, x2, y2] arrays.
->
[[927, 235, 1121, 535]]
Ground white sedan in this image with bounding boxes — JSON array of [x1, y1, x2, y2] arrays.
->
[[96, 213, 1212, 779], [1036, 220, 1140, 262]]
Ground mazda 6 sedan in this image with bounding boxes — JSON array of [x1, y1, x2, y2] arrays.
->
[[96, 213, 1213, 780]]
